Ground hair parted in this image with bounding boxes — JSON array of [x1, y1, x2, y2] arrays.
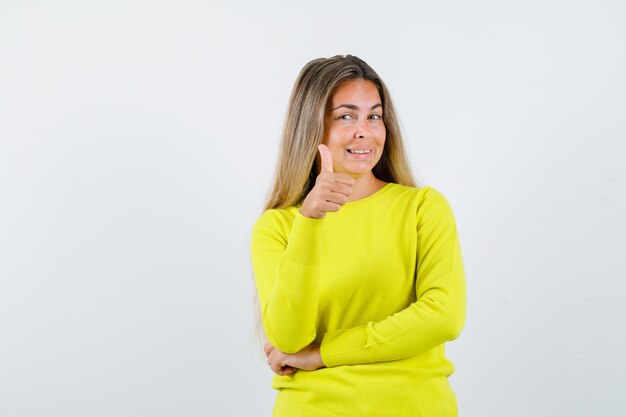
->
[[264, 54, 416, 210]]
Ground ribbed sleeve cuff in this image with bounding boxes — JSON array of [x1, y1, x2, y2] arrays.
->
[[320, 325, 372, 367], [283, 211, 324, 264]]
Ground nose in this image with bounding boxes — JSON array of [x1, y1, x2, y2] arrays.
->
[[354, 118, 370, 139]]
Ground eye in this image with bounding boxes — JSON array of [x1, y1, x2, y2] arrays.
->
[[369, 114, 382, 120], [338, 114, 354, 120]]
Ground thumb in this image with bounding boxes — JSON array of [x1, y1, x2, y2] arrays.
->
[[318, 144, 334, 173]]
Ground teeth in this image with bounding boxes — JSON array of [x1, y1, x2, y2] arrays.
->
[[348, 149, 370, 154]]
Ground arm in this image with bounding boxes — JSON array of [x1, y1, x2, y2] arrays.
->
[[251, 145, 354, 355], [250, 210, 324, 354], [319, 188, 466, 367]]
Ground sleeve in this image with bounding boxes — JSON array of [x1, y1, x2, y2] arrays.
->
[[250, 209, 325, 354], [319, 188, 466, 367]]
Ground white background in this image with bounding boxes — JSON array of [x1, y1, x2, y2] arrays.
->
[[1, 1, 625, 416]]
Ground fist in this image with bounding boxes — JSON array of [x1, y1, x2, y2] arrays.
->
[[300, 144, 355, 219], [264, 343, 325, 376]]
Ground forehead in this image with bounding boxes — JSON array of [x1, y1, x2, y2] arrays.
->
[[330, 79, 381, 105]]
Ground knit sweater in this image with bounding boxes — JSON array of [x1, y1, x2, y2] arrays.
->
[[251, 184, 466, 417]]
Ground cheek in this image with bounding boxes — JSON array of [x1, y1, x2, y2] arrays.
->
[[326, 129, 350, 147], [376, 126, 386, 145]]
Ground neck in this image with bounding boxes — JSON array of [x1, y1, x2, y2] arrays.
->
[[347, 173, 387, 202]]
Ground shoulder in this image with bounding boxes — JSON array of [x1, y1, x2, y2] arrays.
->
[[386, 183, 450, 207], [252, 206, 300, 240], [384, 183, 455, 219], [412, 185, 457, 225], [418, 185, 451, 205]]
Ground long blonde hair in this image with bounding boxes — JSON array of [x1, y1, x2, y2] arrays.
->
[[265, 54, 416, 210]]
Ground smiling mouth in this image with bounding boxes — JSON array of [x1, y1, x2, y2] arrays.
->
[[347, 149, 371, 154]]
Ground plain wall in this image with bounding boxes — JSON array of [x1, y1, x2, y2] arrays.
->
[[1, 1, 625, 416]]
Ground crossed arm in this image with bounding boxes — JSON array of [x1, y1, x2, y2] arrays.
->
[[251, 188, 466, 375]]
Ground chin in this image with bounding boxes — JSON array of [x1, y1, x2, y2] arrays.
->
[[345, 167, 376, 178], [345, 161, 377, 174]]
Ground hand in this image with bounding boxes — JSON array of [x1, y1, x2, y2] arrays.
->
[[299, 144, 355, 219], [263, 343, 326, 376]]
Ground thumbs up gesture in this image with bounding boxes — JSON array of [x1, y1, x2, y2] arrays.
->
[[300, 144, 356, 219]]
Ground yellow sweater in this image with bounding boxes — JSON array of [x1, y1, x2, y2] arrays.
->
[[251, 184, 466, 417]]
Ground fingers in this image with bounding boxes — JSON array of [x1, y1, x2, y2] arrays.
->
[[279, 366, 297, 376], [318, 144, 333, 173], [266, 348, 298, 376], [320, 192, 348, 209], [299, 185, 352, 218], [315, 176, 353, 200], [265, 344, 323, 375], [327, 181, 353, 197], [313, 181, 353, 212], [299, 146, 356, 219], [333, 173, 356, 187], [317, 144, 356, 187]]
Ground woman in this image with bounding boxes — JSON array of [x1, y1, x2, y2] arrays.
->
[[250, 54, 466, 416]]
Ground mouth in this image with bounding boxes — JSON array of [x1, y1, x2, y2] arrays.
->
[[346, 149, 372, 155], [345, 148, 374, 161]]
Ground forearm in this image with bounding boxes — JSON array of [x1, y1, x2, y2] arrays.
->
[[252, 211, 324, 353], [320, 280, 465, 366], [262, 260, 320, 353]]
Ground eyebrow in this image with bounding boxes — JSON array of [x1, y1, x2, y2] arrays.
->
[[331, 103, 382, 111]]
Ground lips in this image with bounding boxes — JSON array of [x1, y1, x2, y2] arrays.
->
[[346, 149, 371, 154]]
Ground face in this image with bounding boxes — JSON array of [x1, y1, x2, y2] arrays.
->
[[322, 79, 386, 178]]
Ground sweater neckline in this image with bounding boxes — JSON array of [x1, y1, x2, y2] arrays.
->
[[340, 182, 394, 209]]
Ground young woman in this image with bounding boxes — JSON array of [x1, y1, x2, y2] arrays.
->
[[250, 55, 466, 416]]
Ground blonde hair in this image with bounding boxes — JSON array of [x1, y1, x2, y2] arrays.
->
[[265, 54, 416, 210]]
